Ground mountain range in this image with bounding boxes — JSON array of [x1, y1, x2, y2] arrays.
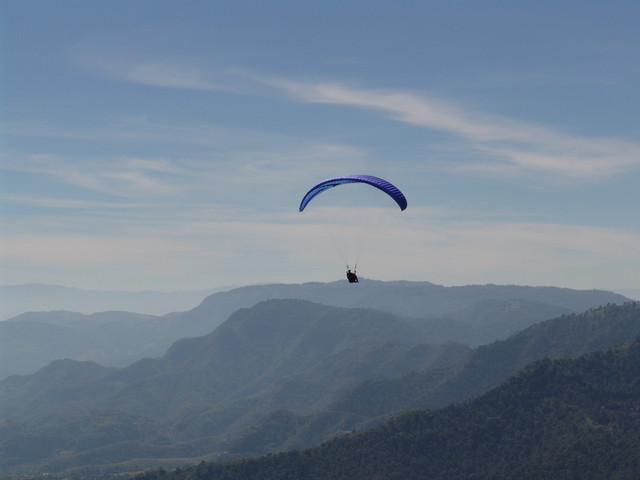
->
[[145, 333, 640, 480], [0, 280, 628, 379], [0, 284, 231, 321], [231, 301, 640, 457], [1, 298, 639, 476]]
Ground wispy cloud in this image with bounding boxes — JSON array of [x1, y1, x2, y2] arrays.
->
[[89, 54, 640, 179], [3, 122, 311, 209], [75, 50, 253, 94], [3, 118, 369, 203], [75, 54, 640, 181], [120, 62, 224, 90], [0, 194, 153, 211], [2, 154, 189, 197], [264, 79, 640, 180]]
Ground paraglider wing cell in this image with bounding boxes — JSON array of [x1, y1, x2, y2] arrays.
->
[[298, 175, 407, 212]]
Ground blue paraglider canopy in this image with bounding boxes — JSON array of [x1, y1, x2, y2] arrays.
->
[[299, 175, 407, 212]]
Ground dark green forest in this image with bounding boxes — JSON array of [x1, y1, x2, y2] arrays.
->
[[135, 335, 640, 480]]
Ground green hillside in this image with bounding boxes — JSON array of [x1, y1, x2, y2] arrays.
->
[[0, 300, 466, 475], [137, 335, 640, 480], [3, 301, 639, 477], [225, 301, 640, 457]]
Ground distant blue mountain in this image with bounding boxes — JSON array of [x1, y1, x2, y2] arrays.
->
[[1, 283, 230, 320], [0, 281, 630, 379]]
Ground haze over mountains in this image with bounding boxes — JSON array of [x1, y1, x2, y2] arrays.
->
[[1, 280, 638, 477], [615, 288, 640, 301], [3, 282, 636, 323], [0, 284, 231, 321], [0, 281, 628, 378]]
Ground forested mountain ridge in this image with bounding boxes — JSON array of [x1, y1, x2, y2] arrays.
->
[[1, 280, 626, 379], [2, 302, 639, 476], [225, 301, 640, 457], [136, 335, 640, 480], [192, 280, 625, 320], [0, 300, 468, 475]]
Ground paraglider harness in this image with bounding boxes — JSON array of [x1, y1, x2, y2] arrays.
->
[[346, 268, 359, 283]]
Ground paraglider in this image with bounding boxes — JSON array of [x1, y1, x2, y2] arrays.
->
[[346, 269, 359, 283], [299, 175, 407, 283], [299, 175, 407, 213]]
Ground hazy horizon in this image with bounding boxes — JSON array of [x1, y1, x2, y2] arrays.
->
[[2, 280, 639, 322]]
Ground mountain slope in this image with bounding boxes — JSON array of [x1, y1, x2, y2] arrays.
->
[[145, 336, 640, 480], [3, 302, 639, 476], [227, 301, 640, 456], [1, 280, 625, 379], [0, 300, 468, 475], [0, 312, 161, 378]]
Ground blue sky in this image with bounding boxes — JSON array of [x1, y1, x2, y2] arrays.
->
[[2, 0, 639, 292]]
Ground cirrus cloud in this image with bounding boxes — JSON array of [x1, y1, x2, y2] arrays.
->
[[264, 79, 640, 180], [85, 55, 640, 180]]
